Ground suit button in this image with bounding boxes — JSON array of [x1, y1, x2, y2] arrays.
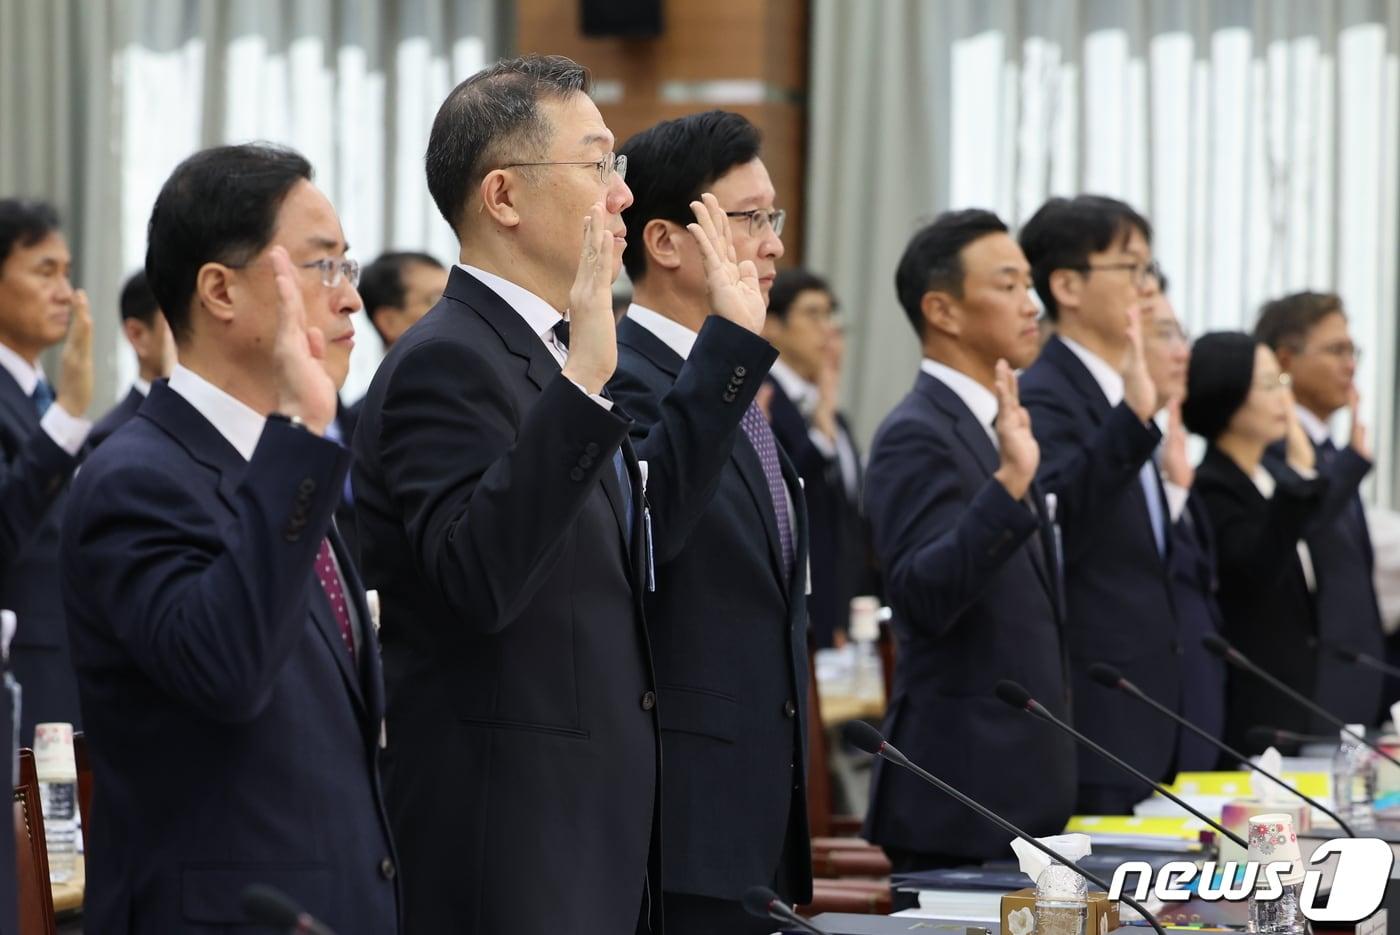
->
[[735, 366, 747, 378], [722, 391, 736, 403], [579, 454, 594, 469], [641, 691, 656, 711], [584, 442, 600, 456], [298, 478, 316, 496], [569, 467, 585, 482], [379, 857, 396, 880], [783, 699, 797, 718]]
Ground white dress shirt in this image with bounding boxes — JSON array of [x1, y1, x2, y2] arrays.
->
[[919, 358, 998, 447], [133, 378, 152, 397], [768, 357, 861, 499], [0, 339, 91, 455], [1295, 405, 1331, 448]]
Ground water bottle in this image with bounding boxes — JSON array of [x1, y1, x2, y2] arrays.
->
[[1248, 879, 1310, 935], [33, 722, 78, 884], [1034, 863, 1087, 935], [1331, 723, 1377, 831]]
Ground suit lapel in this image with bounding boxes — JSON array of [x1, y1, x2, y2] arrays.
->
[[450, 266, 563, 393], [0, 367, 38, 441], [1043, 336, 1114, 423]]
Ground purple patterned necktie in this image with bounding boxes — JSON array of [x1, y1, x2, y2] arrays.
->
[[315, 539, 356, 661], [741, 402, 794, 580]]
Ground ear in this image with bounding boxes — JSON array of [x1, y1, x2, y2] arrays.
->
[[1274, 344, 1296, 373], [921, 290, 960, 338], [478, 169, 521, 229], [371, 307, 404, 345], [642, 218, 684, 272], [1048, 268, 1081, 318], [194, 262, 237, 326]]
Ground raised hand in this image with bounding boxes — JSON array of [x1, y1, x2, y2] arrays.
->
[[55, 288, 93, 418], [1121, 304, 1160, 422], [560, 203, 618, 395], [1348, 384, 1372, 461], [1161, 398, 1194, 489], [1282, 385, 1315, 474], [686, 193, 765, 334], [269, 246, 338, 434], [992, 359, 1039, 501]]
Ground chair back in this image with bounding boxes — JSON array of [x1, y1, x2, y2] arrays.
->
[[13, 748, 56, 935]]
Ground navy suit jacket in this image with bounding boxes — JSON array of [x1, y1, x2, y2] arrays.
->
[[352, 268, 774, 934], [608, 316, 810, 905], [60, 383, 398, 934], [1168, 492, 1229, 770], [862, 370, 1076, 857], [0, 368, 83, 741], [1020, 337, 1179, 805], [89, 386, 144, 448]]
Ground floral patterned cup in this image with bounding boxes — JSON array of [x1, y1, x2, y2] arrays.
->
[[1247, 812, 1305, 886]]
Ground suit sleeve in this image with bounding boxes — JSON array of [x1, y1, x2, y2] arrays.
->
[[0, 428, 78, 571], [1021, 388, 1161, 565], [1300, 445, 1372, 536], [370, 338, 631, 633], [865, 416, 1038, 639], [608, 316, 778, 561], [1198, 469, 1325, 588], [63, 421, 347, 723]]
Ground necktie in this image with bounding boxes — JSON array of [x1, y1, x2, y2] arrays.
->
[[314, 539, 355, 661], [1140, 461, 1167, 557], [1318, 437, 1337, 465], [741, 402, 794, 580], [31, 379, 54, 418]]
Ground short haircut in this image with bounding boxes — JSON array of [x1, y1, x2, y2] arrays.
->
[[119, 270, 159, 325], [1254, 291, 1345, 353], [145, 143, 312, 342], [425, 54, 591, 235], [1018, 195, 1153, 321], [359, 251, 444, 340], [1181, 331, 1260, 442], [768, 269, 833, 322], [619, 110, 762, 282], [894, 209, 1009, 338], [0, 199, 61, 272]]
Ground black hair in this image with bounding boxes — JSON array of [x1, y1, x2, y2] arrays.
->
[[145, 143, 312, 341], [359, 251, 445, 341], [119, 270, 159, 325], [768, 269, 833, 321], [618, 110, 763, 282], [1254, 291, 1345, 352], [1018, 195, 1153, 321], [0, 199, 61, 272], [894, 209, 1009, 338], [425, 54, 591, 235], [1181, 331, 1261, 442]]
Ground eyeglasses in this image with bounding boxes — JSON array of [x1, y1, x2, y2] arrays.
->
[[1304, 341, 1362, 363], [1074, 259, 1164, 289], [500, 152, 628, 185], [1149, 323, 1190, 346], [724, 208, 786, 238], [228, 256, 360, 288]]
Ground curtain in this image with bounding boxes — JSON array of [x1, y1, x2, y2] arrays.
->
[[1, 0, 498, 406], [807, 0, 1400, 503]]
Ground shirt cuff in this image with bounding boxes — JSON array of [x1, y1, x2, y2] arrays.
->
[[42, 403, 91, 455], [566, 378, 614, 411], [1164, 479, 1189, 523], [807, 427, 837, 458]]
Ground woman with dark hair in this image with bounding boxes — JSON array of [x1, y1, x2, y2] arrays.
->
[[1183, 332, 1326, 755]]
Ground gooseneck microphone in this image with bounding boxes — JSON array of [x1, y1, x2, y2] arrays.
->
[[241, 885, 338, 935], [1202, 634, 1400, 771], [1311, 636, 1400, 680], [1088, 663, 1355, 837], [993, 680, 1247, 849], [742, 885, 831, 934], [1247, 726, 1337, 749], [842, 720, 1167, 935]]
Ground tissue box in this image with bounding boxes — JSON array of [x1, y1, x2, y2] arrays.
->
[[1219, 799, 1311, 867], [1000, 888, 1120, 935]]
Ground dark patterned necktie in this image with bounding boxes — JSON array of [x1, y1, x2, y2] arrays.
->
[[31, 379, 54, 418], [315, 539, 355, 660], [740, 402, 794, 579]]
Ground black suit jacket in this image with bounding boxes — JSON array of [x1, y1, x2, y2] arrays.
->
[[0, 369, 83, 740], [1020, 337, 1179, 805], [608, 316, 809, 905], [330, 397, 360, 563], [60, 384, 399, 934], [863, 370, 1075, 858], [89, 386, 144, 448], [352, 267, 773, 934], [1168, 492, 1229, 770], [1191, 446, 1328, 752]]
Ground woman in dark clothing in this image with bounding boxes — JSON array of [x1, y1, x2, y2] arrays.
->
[[1182, 332, 1326, 755]]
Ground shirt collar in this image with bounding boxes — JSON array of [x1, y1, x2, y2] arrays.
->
[[0, 340, 42, 397], [460, 264, 564, 342], [919, 358, 999, 438], [133, 378, 152, 397], [768, 358, 818, 414], [1059, 335, 1125, 405], [626, 303, 698, 361], [167, 364, 266, 462], [1294, 404, 1331, 446]]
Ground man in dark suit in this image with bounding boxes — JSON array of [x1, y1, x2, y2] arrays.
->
[[1018, 195, 1180, 814], [352, 57, 774, 935], [863, 209, 1075, 870], [1256, 292, 1385, 725], [59, 144, 398, 934], [608, 111, 809, 934], [0, 199, 95, 742], [90, 270, 174, 447], [764, 269, 876, 649]]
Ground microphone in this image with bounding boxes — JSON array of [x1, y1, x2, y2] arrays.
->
[[1202, 634, 1400, 771], [993, 680, 1246, 849], [1087, 663, 1354, 836], [742, 885, 830, 935], [1310, 636, 1400, 680], [842, 721, 1167, 935], [1246, 726, 1338, 749], [241, 885, 338, 935]]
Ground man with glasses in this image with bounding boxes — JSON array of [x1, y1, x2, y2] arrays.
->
[[605, 110, 808, 934], [352, 59, 775, 935], [1256, 292, 1384, 726], [1018, 195, 1183, 814], [60, 143, 399, 933]]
